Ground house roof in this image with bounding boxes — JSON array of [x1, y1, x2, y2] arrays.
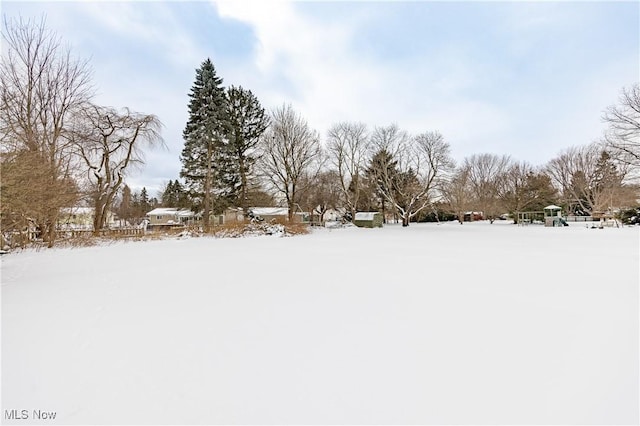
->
[[147, 208, 178, 216], [147, 208, 195, 217], [176, 210, 195, 218], [544, 205, 562, 210], [249, 207, 289, 216]]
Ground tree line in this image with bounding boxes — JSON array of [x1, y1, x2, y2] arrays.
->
[[173, 58, 640, 228], [2, 17, 639, 249]]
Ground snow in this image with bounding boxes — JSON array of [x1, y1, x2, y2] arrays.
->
[[2, 221, 638, 424], [354, 212, 378, 220], [146, 207, 194, 217], [249, 207, 289, 216], [59, 207, 95, 215]]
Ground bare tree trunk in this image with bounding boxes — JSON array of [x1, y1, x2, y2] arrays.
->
[[93, 197, 104, 236], [381, 199, 386, 224], [287, 195, 295, 222]]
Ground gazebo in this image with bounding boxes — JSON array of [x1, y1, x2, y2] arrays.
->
[[543, 205, 562, 217], [543, 205, 567, 227]]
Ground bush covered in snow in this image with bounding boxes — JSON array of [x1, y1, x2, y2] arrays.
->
[[211, 222, 309, 238]]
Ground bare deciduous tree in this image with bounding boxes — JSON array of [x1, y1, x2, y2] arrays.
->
[[464, 153, 511, 223], [71, 104, 164, 234], [0, 16, 93, 246], [442, 164, 473, 224], [603, 83, 640, 167], [258, 104, 323, 221], [546, 143, 634, 216], [298, 170, 342, 223], [327, 122, 369, 221], [368, 125, 453, 226]]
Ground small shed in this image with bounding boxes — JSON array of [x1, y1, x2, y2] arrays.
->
[[354, 212, 383, 228]]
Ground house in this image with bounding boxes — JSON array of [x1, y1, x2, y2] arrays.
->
[[213, 207, 245, 226], [146, 208, 198, 228], [322, 208, 347, 222], [354, 212, 383, 228], [58, 207, 116, 230], [463, 211, 484, 222]]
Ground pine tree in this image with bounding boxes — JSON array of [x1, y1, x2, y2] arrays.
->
[[139, 187, 150, 215], [161, 180, 177, 207], [523, 172, 557, 212], [366, 148, 399, 222], [226, 85, 270, 211], [161, 180, 191, 208], [174, 180, 191, 208], [180, 58, 230, 231]]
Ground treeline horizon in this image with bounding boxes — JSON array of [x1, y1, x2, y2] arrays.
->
[[2, 16, 639, 248]]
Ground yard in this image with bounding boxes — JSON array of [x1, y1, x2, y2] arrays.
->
[[2, 221, 638, 424]]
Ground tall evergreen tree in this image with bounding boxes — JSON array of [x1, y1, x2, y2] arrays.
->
[[139, 187, 150, 214], [180, 58, 229, 231], [161, 180, 174, 207], [226, 85, 270, 211], [161, 180, 190, 208]]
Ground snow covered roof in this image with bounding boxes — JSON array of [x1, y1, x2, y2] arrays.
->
[[176, 210, 195, 218], [146, 207, 193, 216], [147, 208, 179, 216], [355, 212, 379, 220], [249, 207, 289, 216], [544, 205, 562, 210]]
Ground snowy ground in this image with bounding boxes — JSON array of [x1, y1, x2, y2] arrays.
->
[[2, 221, 639, 425]]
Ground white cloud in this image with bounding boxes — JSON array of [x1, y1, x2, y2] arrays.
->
[[214, 0, 379, 121], [4, 0, 637, 191], [215, 0, 638, 172], [76, 2, 208, 71], [212, 0, 518, 169]]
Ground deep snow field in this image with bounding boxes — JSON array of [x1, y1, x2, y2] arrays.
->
[[2, 221, 639, 425]]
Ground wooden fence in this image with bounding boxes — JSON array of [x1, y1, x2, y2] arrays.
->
[[56, 228, 145, 238]]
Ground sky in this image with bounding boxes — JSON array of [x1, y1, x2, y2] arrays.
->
[[2, 0, 639, 195]]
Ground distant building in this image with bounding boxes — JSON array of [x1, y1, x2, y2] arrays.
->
[[146, 208, 199, 228], [354, 212, 383, 228], [247, 207, 308, 223], [58, 207, 117, 230], [463, 211, 484, 222]]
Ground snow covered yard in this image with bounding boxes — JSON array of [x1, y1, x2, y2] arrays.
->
[[2, 221, 638, 425]]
